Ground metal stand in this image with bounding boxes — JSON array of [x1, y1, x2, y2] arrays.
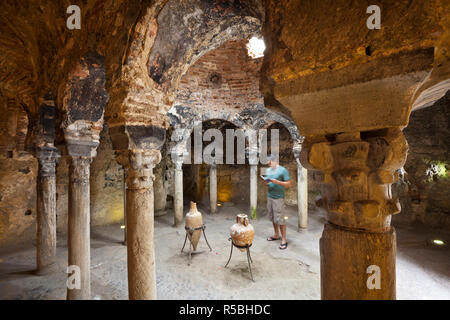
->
[[224, 238, 254, 281], [181, 224, 212, 265]]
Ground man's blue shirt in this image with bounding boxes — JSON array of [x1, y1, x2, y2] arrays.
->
[[266, 165, 290, 199]]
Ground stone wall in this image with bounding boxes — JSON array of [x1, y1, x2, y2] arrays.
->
[[392, 92, 450, 229], [0, 154, 37, 246], [0, 119, 178, 246], [0, 121, 127, 246], [0, 96, 37, 246], [0, 98, 28, 157]]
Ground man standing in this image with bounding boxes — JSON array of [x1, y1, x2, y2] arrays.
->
[[264, 154, 291, 250]]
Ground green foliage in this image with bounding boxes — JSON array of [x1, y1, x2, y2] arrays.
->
[[250, 206, 257, 220], [425, 160, 448, 182]]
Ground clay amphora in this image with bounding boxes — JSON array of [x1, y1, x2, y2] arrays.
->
[[230, 214, 255, 252], [185, 202, 203, 251]]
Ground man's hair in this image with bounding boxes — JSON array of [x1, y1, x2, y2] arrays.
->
[[267, 154, 278, 162]]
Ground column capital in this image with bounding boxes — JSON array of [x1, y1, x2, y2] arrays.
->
[[36, 146, 61, 177], [170, 142, 188, 166], [170, 145, 186, 171], [66, 140, 100, 158], [301, 128, 408, 232], [63, 120, 103, 158], [174, 160, 183, 171], [116, 149, 161, 190], [70, 157, 92, 184], [293, 141, 303, 160]]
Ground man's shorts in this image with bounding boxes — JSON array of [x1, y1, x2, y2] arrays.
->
[[267, 197, 286, 225]]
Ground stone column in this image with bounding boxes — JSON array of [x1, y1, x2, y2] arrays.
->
[[209, 164, 217, 214], [174, 161, 184, 226], [61, 51, 107, 300], [250, 164, 258, 213], [64, 128, 101, 300], [296, 158, 308, 230], [67, 155, 93, 300], [123, 169, 127, 245], [117, 149, 161, 300], [35, 147, 60, 275], [248, 133, 259, 217], [6, 98, 18, 154], [301, 129, 408, 300]]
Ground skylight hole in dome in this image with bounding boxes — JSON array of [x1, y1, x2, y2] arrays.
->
[[247, 37, 266, 59]]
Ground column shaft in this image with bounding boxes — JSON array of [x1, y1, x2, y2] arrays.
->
[[118, 149, 161, 300], [36, 149, 59, 275], [126, 183, 156, 299], [210, 165, 217, 214], [123, 170, 127, 245], [320, 223, 396, 299], [250, 164, 258, 212], [67, 157, 91, 300], [174, 163, 184, 226], [297, 162, 308, 229]]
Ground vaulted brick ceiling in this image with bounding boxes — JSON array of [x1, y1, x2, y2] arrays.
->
[[0, 0, 447, 140]]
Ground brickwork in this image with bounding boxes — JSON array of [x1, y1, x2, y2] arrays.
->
[[0, 98, 28, 157], [175, 40, 263, 112]]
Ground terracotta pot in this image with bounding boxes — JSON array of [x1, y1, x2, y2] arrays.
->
[[185, 202, 203, 251], [230, 214, 255, 252]]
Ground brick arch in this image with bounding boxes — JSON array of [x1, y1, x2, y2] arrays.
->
[[106, 0, 263, 151], [168, 104, 304, 162], [168, 105, 248, 161], [148, 0, 263, 92], [244, 106, 304, 155]]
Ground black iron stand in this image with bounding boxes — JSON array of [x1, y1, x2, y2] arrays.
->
[[181, 224, 212, 265], [224, 238, 254, 281]]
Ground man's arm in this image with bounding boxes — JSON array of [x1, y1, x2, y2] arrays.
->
[[270, 168, 291, 188], [269, 179, 291, 188]]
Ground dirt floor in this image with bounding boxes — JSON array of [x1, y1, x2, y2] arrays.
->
[[0, 204, 449, 300]]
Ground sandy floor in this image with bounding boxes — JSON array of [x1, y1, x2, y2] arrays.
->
[[0, 204, 449, 300]]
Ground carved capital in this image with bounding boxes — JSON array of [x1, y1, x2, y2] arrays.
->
[[116, 149, 161, 190], [70, 157, 92, 184], [64, 120, 103, 158], [292, 140, 303, 160], [301, 128, 408, 232], [170, 144, 187, 168], [37, 146, 60, 178], [174, 160, 183, 171]]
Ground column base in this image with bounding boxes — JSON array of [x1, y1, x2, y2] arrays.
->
[[34, 262, 59, 276], [320, 223, 396, 300]]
